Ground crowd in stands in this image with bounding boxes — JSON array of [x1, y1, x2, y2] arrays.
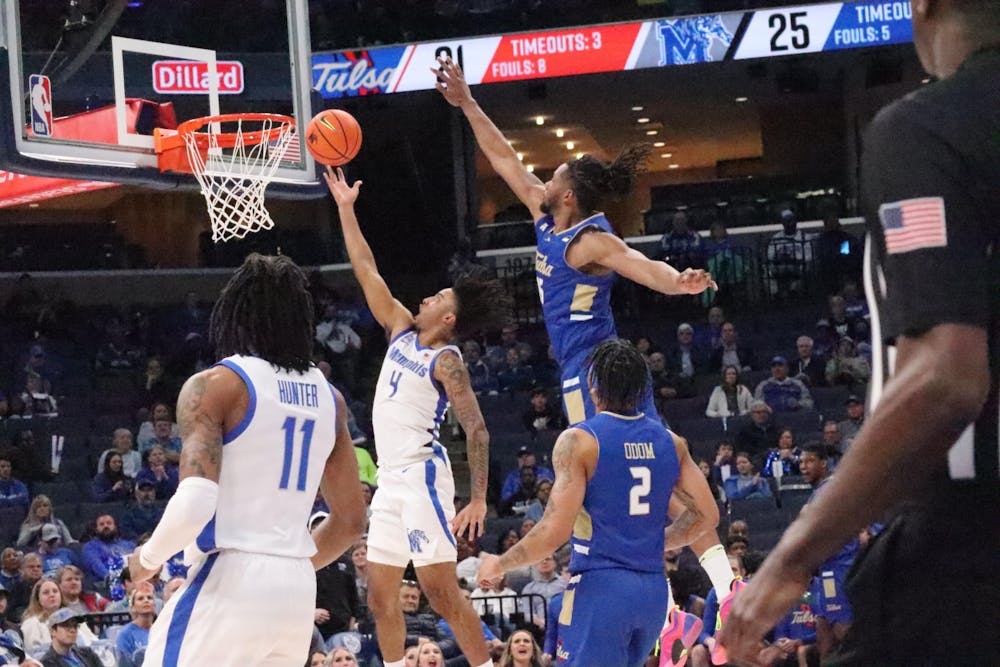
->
[[0, 219, 876, 667]]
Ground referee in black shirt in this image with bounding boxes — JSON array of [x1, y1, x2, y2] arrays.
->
[[720, 1, 999, 665]]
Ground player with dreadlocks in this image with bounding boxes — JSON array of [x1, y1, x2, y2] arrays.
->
[[129, 253, 367, 666], [325, 167, 511, 667], [435, 57, 733, 666], [477, 339, 719, 667]]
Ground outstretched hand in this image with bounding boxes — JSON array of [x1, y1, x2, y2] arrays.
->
[[432, 56, 473, 108], [476, 553, 503, 590], [323, 166, 362, 207], [452, 498, 487, 541], [676, 268, 719, 294]]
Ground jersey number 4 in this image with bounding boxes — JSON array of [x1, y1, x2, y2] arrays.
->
[[629, 466, 651, 516], [279, 416, 315, 491]]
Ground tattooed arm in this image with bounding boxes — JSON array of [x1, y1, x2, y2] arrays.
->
[[664, 433, 719, 551], [128, 367, 243, 582], [435, 350, 490, 539], [489, 428, 594, 576]]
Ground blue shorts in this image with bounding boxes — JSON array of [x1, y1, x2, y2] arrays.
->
[[557, 568, 667, 667], [560, 365, 658, 426], [811, 564, 853, 625]]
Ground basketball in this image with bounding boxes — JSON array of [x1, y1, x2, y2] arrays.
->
[[305, 109, 362, 166]]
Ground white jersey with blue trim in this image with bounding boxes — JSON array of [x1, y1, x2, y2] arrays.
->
[[372, 329, 459, 470], [189, 354, 337, 560]]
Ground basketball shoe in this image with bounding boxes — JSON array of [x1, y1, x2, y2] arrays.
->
[[658, 606, 703, 667], [711, 578, 747, 665]]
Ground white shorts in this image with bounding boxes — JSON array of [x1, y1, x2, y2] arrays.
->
[[367, 447, 457, 568], [142, 550, 314, 667]]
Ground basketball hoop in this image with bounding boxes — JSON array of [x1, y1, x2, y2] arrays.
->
[[154, 113, 297, 243]]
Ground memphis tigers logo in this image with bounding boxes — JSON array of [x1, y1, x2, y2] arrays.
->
[[657, 15, 734, 66], [407, 529, 430, 553]]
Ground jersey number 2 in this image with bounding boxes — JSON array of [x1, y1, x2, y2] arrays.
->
[[280, 417, 315, 491], [629, 466, 651, 515]]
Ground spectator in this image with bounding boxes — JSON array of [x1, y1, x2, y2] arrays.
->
[[134, 357, 174, 411], [711, 440, 737, 487], [486, 325, 521, 370], [815, 204, 861, 296], [521, 555, 565, 627], [815, 295, 868, 354], [455, 534, 482, 584], [34, 527, 78, 579], [311, 511, 360, 647], [138, 418, 182, 464], [697, 458, 724, 503], [709, 322, 755, 373], [0, 455, 29, 509], [837, 396, 866, 454], [471, 574, 520, 630], [496, 530, 520, 557], [703, 222, 747, 301], [705, 366, 753, 419], [348, 541, 369, 615], [8, 553, 43, 619], [519, 518, 536, 538], [55, 566, 105, 616], [94, 317, 144, 373], [521, 389, 566, 436], [120, 480, 162, 541], [447, 238, 489, 284], [398, 581, 458, 657], [766, 208, 814, 297], [0, 586, 16, 637], [17, 496, 75, 550], [791, 335, 827, 388], [315, 304, 363, 393], [840, 280, 869, 322], [328, 647, 359, 666], [530, 345, 561, 390], [497, 628, 544, 667], [415, 640, 445, 667], [762, 429, 802, 479], [497, 347, 534, 393], [633, 336, 655, 360], [735, 402, 780, 463], [38, 607, 101, 667], [755, 357, 814, 412], [664, 323, 704, 397], [463, 340, 497, 395], [500, 448, 553, 502], [115, 582, 155, 667], [757, 592, 817, 667], [134, 445, 178, 500], [499, 466, 538, 517], [13, 372, 57, 418], [648, 351, 686, 413], [824, 337, 871, 390], [656, 211, 703, 269], [96, 429, 141, 479], [1, 430, 52, 485], [523, 479, 553, 523], [80, 515, 134, 585], [0, 549, 20, 591], [21, 578, 96, 653], [723, 453, 772, 500], [820, 420, 843, 456], [135, 403, 179, 447], [90, 452, 133, 503], [19, 344, 56, 394]]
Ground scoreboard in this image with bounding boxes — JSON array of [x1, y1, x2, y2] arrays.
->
[[312, 1, 914, 98]]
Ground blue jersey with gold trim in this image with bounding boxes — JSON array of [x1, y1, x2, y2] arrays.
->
[[568, 411, 679, 574], [535, 214, 617, 371]]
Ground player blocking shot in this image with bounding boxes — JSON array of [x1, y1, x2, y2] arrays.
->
[[434, 56, 737, 663], [477, 340, 720, 667], [324, 167, 511, 667], [127, 254, 368, 666]]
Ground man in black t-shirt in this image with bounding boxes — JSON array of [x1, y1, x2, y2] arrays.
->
[[720, 2, 1000, 665]]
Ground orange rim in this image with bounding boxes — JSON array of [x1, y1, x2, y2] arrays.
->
[[177, 113, 295, 149]]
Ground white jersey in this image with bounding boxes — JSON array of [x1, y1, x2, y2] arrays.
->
[[189, 355, 337, 560], [372, 329, 459, 469]]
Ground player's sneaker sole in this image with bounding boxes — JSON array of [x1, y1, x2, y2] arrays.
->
[[711, 578, 746, 665], [659, 606, 703, 667]]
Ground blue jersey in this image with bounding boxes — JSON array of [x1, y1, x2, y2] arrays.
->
[[535, 214, 617, 371], [569, 412, 679, 574], [810, 478, 860, 571]]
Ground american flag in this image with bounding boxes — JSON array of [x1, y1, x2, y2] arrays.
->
[[268, 129, 301, 163], [878, 197, 947, 254]]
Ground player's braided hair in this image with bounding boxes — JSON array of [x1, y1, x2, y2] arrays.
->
[[210, 253, 314, 373], [566, 143, 652, 218], [451, 276, 512, 340], [586, 338, 650, 413]]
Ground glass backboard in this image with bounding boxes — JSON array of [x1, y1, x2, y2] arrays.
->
[[0, 0, 320, 198]]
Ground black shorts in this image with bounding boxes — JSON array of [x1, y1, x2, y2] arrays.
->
[[825, 487, 1000, 667]]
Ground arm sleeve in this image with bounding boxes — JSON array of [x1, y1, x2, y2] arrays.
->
[[139, 477, 219, 569], [862, 102, 992, 339]]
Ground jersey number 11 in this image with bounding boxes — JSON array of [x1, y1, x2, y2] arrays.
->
[[280, 417, 315, 491]]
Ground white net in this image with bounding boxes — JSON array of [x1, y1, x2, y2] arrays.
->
[[182, 117, 297, 243]]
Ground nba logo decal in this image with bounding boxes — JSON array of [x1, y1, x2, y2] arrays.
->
[[28, 75, 53, 136]]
